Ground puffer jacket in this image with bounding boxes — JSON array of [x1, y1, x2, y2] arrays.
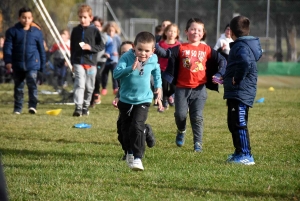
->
[[4, 22, 46, 72], [223, 36, 262, 107]]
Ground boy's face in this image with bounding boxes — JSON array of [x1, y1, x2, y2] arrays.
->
[[79, 11, 92, 27], [134, 42, 155, 62], [19, 12, 33, 28], [185, 22, 204, 43], [94, 21, 102, 31]]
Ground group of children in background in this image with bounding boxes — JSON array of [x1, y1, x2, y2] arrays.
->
[[3, 4, 262, 171]]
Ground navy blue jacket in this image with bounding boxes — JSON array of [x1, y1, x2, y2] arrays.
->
[[223, 36, 262, 107], [70, 24, 104, 66], [4, 22, 46, 72]]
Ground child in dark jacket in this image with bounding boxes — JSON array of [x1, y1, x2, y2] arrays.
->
[[222, 16, 262, 165], [70, 4, 104, 116], [4, 7, 46, 114]]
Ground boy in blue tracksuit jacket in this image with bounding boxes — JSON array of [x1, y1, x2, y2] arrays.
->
[[113, 32, 162, 171], [222, 16, 262, 165], [4, 7, 46, 114]]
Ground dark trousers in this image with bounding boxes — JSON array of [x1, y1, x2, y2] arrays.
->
[[13, 70, 38, 112], [117, 101, 149, 159], [101, 62, 118, 90], [162, 76, 175, 101], [227, 99, 252, 155]]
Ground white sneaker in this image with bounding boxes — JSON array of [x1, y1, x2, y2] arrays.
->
[[132, 158, 144, 171], [126, 154, 134, 168], [28, 107, 37, 114], [13, 111, 20, 115]]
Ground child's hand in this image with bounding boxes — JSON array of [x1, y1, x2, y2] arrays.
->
[[81, 43, 91, 50], [112, 98, 119, 108], [132, 57, 139, 70], [156, 99, 163, 111], [6, 64, 12, 72], [212, 76, 223, 84], [154, 88, 162, 101], [232, 77, 235, 85]]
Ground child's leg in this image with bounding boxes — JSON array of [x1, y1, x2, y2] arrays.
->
[[188, 84, 207, 145], [101, 63, 110, 90], [25, 70, 38, 110], [117, 101, 134, 154], [73, 64, 86, 110], [162, 76, 169, 107], [227, 99, 251, 155], [174, 87, 190, 131], [129, 103, 149, 159], [13, 71, 26, 113], [110, 62, 118, 90], [83, 66, 96, 109]]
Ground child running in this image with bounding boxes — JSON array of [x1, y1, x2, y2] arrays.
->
[[156, 18, 226, 152], [223, 16, 262, 165], [114, 41, 155, 161], [157, 23, 180, 112], [113, 32, 162, 171]]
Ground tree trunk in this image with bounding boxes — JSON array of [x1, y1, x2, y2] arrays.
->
[[274, 14, 283, 62], [284, 17, 297, 61]]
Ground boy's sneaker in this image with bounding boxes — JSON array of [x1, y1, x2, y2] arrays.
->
[[94, 94, 101, 104], [28, 107, 37, 114], [228, 154, 255, 165], [226, 151, 239, 161], [13, 111, 20, 115], [73, 109, 82, 117], [126, 153, 134, 168], [175, 130, 186, 147], [194, 142, 202, 152], [82, 108, 89, 116], [132, 158, 144, 171], [157, 107, 165, 113], [101, 89, 107, 96], [145, 124, 155, 148], [168, 96, 175, 106]]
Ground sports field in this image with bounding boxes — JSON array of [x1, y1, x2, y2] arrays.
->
[[0, 83, 299, 200]]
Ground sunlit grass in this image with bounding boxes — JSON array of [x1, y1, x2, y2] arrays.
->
[[0, 83, 299, 200]]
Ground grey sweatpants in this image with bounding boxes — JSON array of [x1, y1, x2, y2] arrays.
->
[[174, 84, 207, 144], [73, 64, 96, 109]]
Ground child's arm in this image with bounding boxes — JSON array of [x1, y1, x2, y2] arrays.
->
[[3, 29, 13, 67], [113, 53, 134, 80], [37, 31, 46, 72], [151, 63, 163, 109], [161, 45, 180, 84], [154, 43, 172, 58], [209, 48, 227, 79], [83, 30, 104, 53]]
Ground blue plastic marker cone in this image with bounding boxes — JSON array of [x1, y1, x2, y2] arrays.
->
[[256, 97, 265, 103]]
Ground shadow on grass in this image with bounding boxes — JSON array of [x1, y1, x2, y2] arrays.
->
[[2, 135, 120, 146], [0, 147, 116, 159]]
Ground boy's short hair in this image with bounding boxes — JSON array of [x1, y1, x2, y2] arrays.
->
[[230, 16, 250, 38], [77, 4, 93, 17], [18, 7, 32, 17], [133, 32, 155, 47]]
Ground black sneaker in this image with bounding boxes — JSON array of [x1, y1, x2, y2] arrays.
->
[[82, 108, 89, 116], [145, 124, 155, 148], [73, 109, 82, 117]]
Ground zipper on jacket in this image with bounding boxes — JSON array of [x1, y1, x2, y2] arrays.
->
[[23, 30, 28, 71]]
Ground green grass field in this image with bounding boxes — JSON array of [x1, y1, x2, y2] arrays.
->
[[0, 83, 299, 200]]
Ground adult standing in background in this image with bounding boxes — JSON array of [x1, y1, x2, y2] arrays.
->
[[214, 24, 233, 61]]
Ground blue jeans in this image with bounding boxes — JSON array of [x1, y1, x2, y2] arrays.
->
[[13, 70, 38, 112], [174, 84, 207, 144]]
